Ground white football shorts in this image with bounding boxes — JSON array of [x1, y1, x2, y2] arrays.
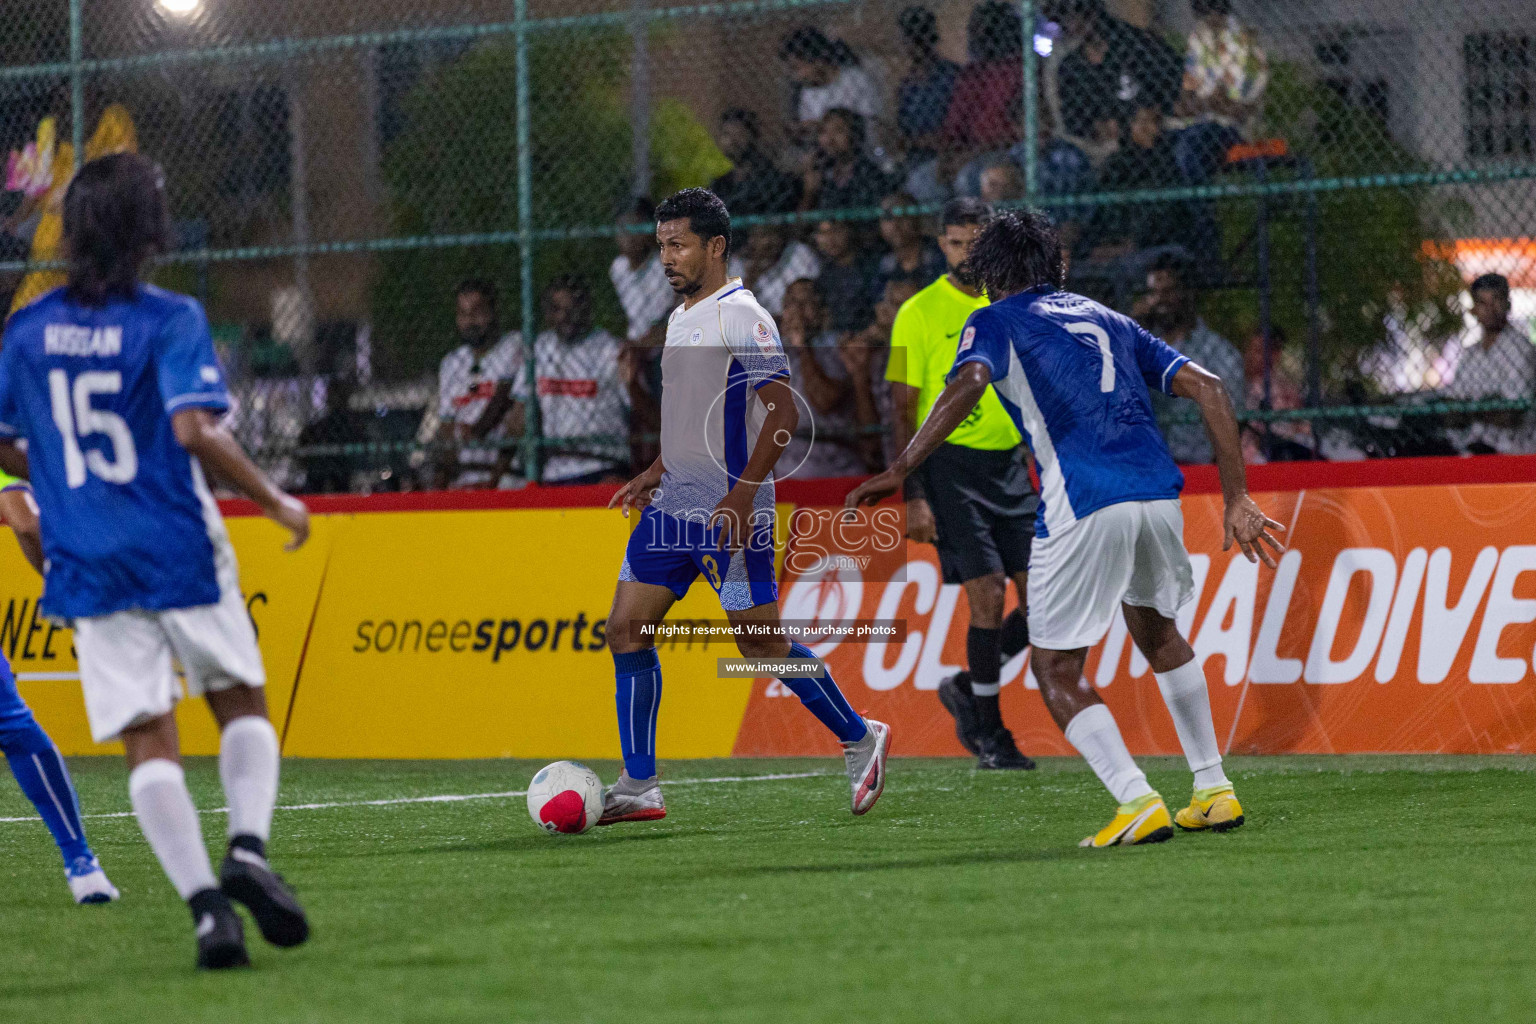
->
[[1027, 498, 1195, 651], [73, 557, 265, 744]]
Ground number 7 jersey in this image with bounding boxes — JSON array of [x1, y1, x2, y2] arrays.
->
[[0, 285, 235, 619], [951, 286, 1190, 539]]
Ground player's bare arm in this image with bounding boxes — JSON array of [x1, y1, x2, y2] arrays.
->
[[711, 377, 797, 551], [609, 455, 665, 517], [1170, 361, 1286, 568], [172, 408, 310, 551], [887, 381, 936, 542], [0, 485, 44, 575], [0, 442, 28, 481], [846, 362, 991, 511]]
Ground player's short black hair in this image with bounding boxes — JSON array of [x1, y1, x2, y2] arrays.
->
[[1191, 0, 1232, 16], [656, 187, 732, 259], [968, 1, 1023, 63], [1470, 272, 1510, 300], [899, 6, 939, 49], [455, 277, 498, 312], [940, 197, 993, 230], [63, 152, 172, 306], [966, 208, 1067, 297]]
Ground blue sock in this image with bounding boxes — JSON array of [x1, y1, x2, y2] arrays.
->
[[782, 643, 867, 743], [614, 648, 662, 780], [1, 717, 92, 867]]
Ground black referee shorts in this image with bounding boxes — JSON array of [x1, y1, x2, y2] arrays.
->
[[917, 443, 1039, 585]]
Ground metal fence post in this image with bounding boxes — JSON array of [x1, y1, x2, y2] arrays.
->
[[516, 0, 541, 483], [1021, 0, 1038, 203], [69, 0, 83, 170], [630, 0, 652, 200]]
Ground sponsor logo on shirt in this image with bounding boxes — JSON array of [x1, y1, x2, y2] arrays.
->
[[689, 328, 703, 346], [200, 365, 221, 383], [451, 381, 499, 407], [537, 377, 599, 398], [44, 324, 122, 357], [753, 321, 776, 354], [958, 326, 976, 352]]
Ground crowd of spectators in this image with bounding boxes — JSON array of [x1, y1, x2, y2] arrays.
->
[[283, 0, 1535, 492]]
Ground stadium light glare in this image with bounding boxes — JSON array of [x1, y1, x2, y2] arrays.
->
[[158, 0, 202, 16]]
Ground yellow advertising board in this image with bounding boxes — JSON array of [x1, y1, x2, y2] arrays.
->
[[8, 516, 333, 756]]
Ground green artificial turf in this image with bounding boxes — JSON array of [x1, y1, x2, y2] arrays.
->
[[1, 755, 1533, 1023]]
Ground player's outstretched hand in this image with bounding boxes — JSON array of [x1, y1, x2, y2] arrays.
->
[[844, 470, 902, 513], [608, 468, 661, 518], [1223, 493, 1285, 569], [270, 494, 310, 552]]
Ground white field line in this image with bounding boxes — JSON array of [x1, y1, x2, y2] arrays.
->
[[0, 770, 833, 825]]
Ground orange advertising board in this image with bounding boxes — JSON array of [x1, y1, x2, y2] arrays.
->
[[735, 481, 1536, 757]]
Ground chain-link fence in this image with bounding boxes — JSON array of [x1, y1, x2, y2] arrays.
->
[[1, 0, 1532, 492]]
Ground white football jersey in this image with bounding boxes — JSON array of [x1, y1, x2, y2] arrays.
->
[[654, 279, 790, 522]]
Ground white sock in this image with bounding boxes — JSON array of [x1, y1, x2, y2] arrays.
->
[[1063, 704, 1154, 805], [219, 716, 280, 843], [128, 759, 217, 901], [1154, 660, 1229, 790]]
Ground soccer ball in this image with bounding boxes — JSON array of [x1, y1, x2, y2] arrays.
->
[[526, 761, 604, 834]]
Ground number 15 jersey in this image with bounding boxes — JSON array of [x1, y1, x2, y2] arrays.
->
[[0, 285, 235, 619], [952, 287, 1190, 539]]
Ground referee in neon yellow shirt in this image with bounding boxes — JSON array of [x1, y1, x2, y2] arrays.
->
[[885, 198, 1037, 770]]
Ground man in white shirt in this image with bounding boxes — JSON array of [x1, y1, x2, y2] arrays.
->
[[423, 279, 522, 488], [609, 198, 674, 345], [780, 26, 883, 127], [512, 276, 631, 484], [609, 197, 671, 470], [728, 223, 821, 316], [1443, 273, 1536, 454]]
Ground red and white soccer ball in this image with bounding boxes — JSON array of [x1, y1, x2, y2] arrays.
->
[[526, 761, 604, 834]]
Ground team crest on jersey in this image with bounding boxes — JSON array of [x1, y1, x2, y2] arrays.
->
[[958, 326, 976, 352], [752, 320, 775, 353], [689, 328, 703, 346]]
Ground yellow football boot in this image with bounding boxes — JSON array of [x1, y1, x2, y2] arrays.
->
[[1174, 784, 1245, 832], [1079, 793, 1174, 848]]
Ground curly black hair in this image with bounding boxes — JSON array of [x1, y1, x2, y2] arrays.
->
[[966, 209, 1066, 297], [655, 187, 732, 258]]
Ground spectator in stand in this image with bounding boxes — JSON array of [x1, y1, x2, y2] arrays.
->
[[895, 6, 959, 160], [608, 196, 668, 470], [1172, 0, 1269, 184], [802, 108, 891, 213], [939, 2, 1026, 181], [1085, 105, 1196, 258], [844, 276, 920, 470], [1049, 0, 1182, 161], [1132, 252, 1245, 463], [297, 372, 367, 494], [709, 109, 801, 216], [780, 26, 883, 144], [610, 197, 672, 347], [511, 276, 632, 485], [1242, 326, 1315, 462], [1441, 273, 1536, 454], [778, 278, 871, 479], [730, 223, 821, 316], [978, 159, 1025, 204], [422, 279, 522, 489], [877, 192, 946, 289], [812, 218, 881, 334]]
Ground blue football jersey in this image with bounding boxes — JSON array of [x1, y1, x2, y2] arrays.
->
[[952, 287, 1189, 537], [0, 285, 233, 618]]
